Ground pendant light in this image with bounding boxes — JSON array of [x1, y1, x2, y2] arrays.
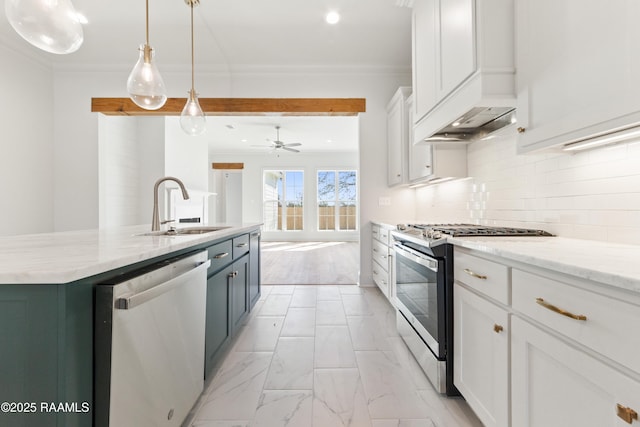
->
[[127, 0, 167, 110], [4, 0, 84, 54], [180, 0, 206, 136]]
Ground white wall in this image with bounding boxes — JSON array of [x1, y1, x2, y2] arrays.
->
[[0, 44, 54, 236], [209, 151, 360, 242], [99, 115, 139, 228], [164, 117, 210, 191], [415, 129, 640, 245], [98, 116, 167, 228]]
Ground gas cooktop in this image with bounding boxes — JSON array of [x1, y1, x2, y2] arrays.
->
[[396, 223, 553, 241]]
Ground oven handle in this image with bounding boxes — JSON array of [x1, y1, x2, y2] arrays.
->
[[393, 243, 438, 272]]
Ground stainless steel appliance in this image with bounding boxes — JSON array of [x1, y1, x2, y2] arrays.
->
[[95, 250, 211, 427], [392, 224, 552, 396]]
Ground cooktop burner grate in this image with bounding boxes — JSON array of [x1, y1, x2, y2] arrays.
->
[[403, 224, 553, 237]]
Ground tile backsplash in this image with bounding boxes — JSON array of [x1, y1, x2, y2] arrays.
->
[[415, 132, 640, 245]]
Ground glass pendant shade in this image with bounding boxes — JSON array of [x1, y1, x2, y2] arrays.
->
[[126, 44, 168, 110], [180, 89, 206, 136], [5, 0, 84, 54]]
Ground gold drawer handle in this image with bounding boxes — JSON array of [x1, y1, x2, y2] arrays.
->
[[617, 404, 638, 424], [213, 252, 229, 259], [535, 298, 587, 321], [463, 268, 487, 280], [493, 324, 504, 333]]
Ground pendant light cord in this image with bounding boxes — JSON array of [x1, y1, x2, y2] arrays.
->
[[190, 2, 195, 92], [145, 0, 150, 46]]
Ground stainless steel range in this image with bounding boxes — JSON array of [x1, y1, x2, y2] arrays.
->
[[391, 223, 552, 396]]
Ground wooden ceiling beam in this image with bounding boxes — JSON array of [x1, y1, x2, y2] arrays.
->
[[91, 97, 366, 116]]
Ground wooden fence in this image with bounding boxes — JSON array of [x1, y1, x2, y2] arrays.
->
[[277, 206, 356, 230]]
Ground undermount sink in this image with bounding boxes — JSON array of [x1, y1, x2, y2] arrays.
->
[[137, 226, 231, 237]]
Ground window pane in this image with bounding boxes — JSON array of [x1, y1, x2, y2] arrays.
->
[[284, 171, 303, 231], [317, 170, 357, 231], [338, 171, 357, 201], [318, 201, 335, 230], [317, 171, 336, 202], [339, 201, 356, 230], [264, 170, 303, 231]]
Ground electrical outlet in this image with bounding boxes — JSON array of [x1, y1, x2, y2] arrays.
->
[[378, 197, 391, 206]]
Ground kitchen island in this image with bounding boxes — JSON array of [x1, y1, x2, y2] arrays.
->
[[0, 223, 262, 427]]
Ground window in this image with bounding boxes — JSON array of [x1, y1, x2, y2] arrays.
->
[[263, 170, 304, 231], [317, 170, 357, 231]]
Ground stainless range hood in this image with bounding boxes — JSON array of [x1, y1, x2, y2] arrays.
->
[[424, 107, 516, 143]]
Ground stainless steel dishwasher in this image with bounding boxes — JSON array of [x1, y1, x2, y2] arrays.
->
[[95, 250, 211, 427]]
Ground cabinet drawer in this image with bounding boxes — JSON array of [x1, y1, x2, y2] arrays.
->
[[372, 239, 389, 271], [372, 225, 390, 245], [232, 234, 250, 259], [372, 224, 381, 241], [372, 259, 390, 297], [513, 269, 640, 375], [207, 240, 233, 274], [454, 250, 510, 305], [379, 227, 390, 244]]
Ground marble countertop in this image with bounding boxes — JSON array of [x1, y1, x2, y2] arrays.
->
[[450, 236, 640, 294], [371, 220, 640, 294], [0, 223, 262, 284]]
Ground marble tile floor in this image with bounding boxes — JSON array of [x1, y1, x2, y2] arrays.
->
[[188, 285, 483, 427]]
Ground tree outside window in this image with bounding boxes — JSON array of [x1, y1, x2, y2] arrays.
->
[[318, 170, 357, 231]]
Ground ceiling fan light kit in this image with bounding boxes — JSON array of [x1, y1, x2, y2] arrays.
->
[[270, 126, 301, 153]]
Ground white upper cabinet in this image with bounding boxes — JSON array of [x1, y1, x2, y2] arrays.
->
[[412, 0, 515, 144], [516, 0, 640, 153], [407, 95, 434, 182], [386, 87, 412, 186], [412, 0, 439, 121], [439, 0, 475, 97]]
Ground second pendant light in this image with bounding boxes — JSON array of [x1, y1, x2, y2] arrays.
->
[[180, 0, 206, 136]]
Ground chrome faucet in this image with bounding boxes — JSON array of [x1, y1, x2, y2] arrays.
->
[[151, 177, 190, 231]]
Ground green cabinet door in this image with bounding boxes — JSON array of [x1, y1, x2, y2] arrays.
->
[[230, 255, 249, 335], [249, 230, 261, 309], [204, 264, 232, 380]]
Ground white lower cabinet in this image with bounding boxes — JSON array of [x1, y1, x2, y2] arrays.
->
[[511, 316, 640, 427], [453, 247, 640, 427], [454, 284, 509, 427], [371, 223, 392, 300]]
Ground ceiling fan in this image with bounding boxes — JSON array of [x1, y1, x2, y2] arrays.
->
[[254, 125, 302, 153]]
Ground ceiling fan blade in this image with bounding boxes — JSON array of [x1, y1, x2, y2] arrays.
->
[[284, 142, 302, 147], [282, 146, 300, 153]]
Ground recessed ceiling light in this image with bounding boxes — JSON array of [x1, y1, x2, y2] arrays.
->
[[326, 11, 340, 25], [241, 139, 247, 143]]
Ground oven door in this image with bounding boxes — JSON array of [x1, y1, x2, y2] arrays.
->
[[393, 243, 446, 359]]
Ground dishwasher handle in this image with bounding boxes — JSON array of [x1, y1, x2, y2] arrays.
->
[[116, 259, 211, 310]]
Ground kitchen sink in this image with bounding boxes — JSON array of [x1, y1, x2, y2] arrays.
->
[[137, 226, 231, 237]]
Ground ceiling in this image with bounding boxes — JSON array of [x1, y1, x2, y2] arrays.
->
[[0, 0, 412, 70], [169, 115, 360, 153], [1, 0, 411, 154]]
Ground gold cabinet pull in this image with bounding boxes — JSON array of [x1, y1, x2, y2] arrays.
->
[[535, 298, 587, 321], [617, 404, 638, 424], [517, 127, 526, 133], [493, 324, 504, 333], [463, 268, 487, 280], [213, 252, 229, 259]]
